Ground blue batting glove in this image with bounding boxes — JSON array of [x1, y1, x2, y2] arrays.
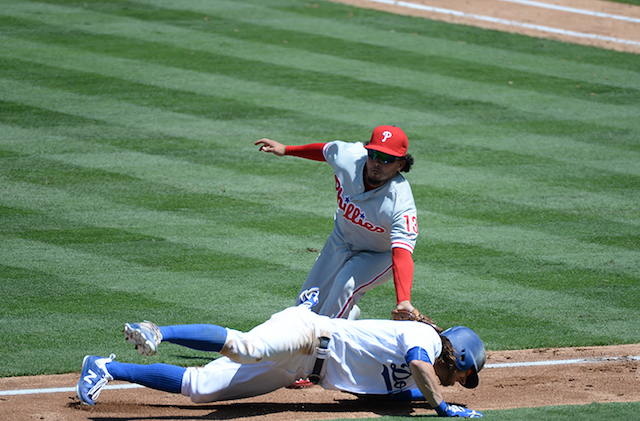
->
[[436, 401, 483, 418]]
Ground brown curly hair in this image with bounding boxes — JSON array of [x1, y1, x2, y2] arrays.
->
[[436, 335, 458, 373]]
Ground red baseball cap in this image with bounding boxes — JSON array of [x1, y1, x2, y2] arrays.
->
[[365, 125, 408, 157]]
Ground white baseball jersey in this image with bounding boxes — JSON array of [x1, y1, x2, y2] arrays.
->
[[321, 317, 441, 394], [181, 305, 440, 403]]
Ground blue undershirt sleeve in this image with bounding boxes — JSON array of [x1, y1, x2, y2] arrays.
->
[[405, 346, 432, 365]]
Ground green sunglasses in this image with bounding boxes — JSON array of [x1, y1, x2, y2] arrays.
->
[[367, 149, 398, 164]]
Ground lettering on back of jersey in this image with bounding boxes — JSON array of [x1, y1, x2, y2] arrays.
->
[[335, 176, 385, 233], [390, 363, 412, 389], [380, 362, 413, 392]]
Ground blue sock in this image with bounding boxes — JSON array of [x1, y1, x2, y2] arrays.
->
[[159, 324, 227, 352], [106, 361, 185, 394]]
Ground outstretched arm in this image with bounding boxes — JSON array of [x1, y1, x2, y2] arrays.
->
[[409, 359, 443, 408], [255, 139, 326, 161], [410, 360, 484, 418]]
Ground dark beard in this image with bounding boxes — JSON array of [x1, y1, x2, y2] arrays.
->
[[363, 165, 387, 189]]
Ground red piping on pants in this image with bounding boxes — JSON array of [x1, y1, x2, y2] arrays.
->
[[336, 264, 393, 318]]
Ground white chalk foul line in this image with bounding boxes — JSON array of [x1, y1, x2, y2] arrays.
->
[[0, 383, 144, 397], [498, 0, 640, 24], [1, 356, 638, 397], [486, 355, 640, 368], [368, 0, 640, 47]]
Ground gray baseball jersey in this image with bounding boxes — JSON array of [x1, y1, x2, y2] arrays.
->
[[325, 140, 418, 253], [297, 141, 418, 318]]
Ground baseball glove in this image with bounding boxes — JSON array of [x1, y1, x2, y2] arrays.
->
[[392, 308, 443, 333]]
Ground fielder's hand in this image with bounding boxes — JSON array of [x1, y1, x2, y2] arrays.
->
[[391, 308, 443, 333], [255, 138, 286, 156]]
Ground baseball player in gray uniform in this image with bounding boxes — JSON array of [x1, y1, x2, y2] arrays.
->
[[77, 291, 485, 418], [255, 126, 422, 321]]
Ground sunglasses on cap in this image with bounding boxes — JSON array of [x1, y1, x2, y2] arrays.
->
[[367, 149, 399, 164]]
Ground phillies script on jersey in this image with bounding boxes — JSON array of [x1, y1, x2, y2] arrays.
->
[[335, 175, 385, 234]]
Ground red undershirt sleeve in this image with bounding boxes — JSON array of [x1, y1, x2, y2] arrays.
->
[[392, 247, 414, 304], [285, 143, 327, 162]]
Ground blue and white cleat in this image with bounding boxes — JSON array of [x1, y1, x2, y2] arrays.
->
[[298, 287, 320, 309], [124, 321, 162, 356], [77, 354, 115, 406]]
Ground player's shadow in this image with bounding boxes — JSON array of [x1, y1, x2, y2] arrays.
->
[[81, 398, 438, 420]]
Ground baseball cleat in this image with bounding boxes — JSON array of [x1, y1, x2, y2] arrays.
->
[[77, 354, 115, 406], [124, 321, 162, 356], [286, 378, 314, 389]]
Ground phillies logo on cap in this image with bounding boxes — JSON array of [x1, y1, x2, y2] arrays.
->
[[365, 125, 408, 157]]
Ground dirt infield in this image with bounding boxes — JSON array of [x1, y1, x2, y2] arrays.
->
[[1, 344, 639, 420], [332, 0, 640, 54]]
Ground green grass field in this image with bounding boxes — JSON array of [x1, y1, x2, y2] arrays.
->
[[1, 0, 639, 418]]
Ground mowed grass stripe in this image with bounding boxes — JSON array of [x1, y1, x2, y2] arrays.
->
[[0, 180, 326, 275], [116, 0, 640, 90], [0, 120, 337, 217], [0, 40, 460, 131], [0, 264, 214, 377], [2, 34, 638, 171], [3, 5, 638, 128], [413, 185, 639, 250], [409, 264, 639, 348], [116, 0, 639, 106], [411, 162, 639, 224], [2, 4, 636, 253], [0, 57, 297, 123], [2, 57, 635, 206], [3, 38, 638, 207], [1, 212, 310, 283], [48, 148, 640, 251], [420, 218, 639, 278], [2, 117, 636, 260], [0, 237, 302, 373], [3, 34, 637, 153], [3, 197, 637, 350], [411, 135, 640, 192], [415, 236, 639, 301], [426, 123, 640, 168], [0, 201, 318, 311], [0, 77, 273, 142], [0, 15, 527, 127], [3, 146, 637, 321], [0, 153, 332, 238], [2, 143, 637, 281]]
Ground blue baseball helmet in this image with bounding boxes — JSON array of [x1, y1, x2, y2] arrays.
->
[[441, 326, 486, 389]]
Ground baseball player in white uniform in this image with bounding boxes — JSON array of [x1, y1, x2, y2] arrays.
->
[[77, 291, 485, 418], [255, 126, 421, 320]]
